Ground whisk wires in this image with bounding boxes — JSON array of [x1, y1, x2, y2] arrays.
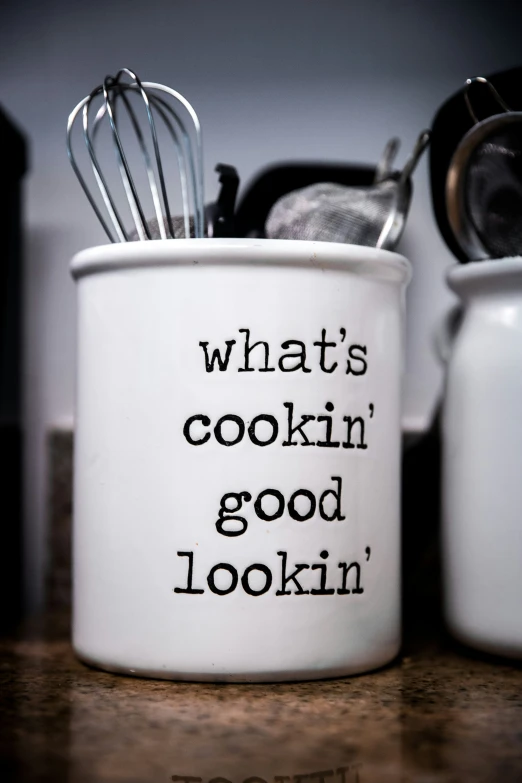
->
[[67, 69, 204, 242]]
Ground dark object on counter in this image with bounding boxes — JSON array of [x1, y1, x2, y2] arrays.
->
[[0, 106, 27, 632], [402, 414, 443, 638], [430, 66, 522, 263]]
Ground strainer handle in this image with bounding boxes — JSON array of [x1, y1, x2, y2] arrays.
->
[[464, 77, 512, 125]]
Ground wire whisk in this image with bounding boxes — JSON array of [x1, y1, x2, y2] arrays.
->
[[67, 68, 204, 242]]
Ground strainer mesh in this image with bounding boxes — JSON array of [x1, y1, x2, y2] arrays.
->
[[265, 180, 398, 246], [465, 126, 522, 258]]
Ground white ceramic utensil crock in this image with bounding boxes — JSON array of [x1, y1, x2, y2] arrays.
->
[[71, 238, 410, 681], [443, 258, 522, 659]]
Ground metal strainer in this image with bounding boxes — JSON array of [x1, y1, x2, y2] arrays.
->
[[446, 77, 522, 260], [265, 131, 430, 250]]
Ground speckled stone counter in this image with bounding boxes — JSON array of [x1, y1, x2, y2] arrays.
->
[[1, 613, 522, 783]]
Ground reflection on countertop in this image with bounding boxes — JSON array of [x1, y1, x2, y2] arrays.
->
[[1, 612, 522, 782]]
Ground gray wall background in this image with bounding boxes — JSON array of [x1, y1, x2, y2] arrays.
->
[[1, 0, 520, 608]]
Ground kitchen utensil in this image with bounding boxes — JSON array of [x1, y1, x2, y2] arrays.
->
[[441, 257, 522, 658], [429, 67, 522, 263], [446, 77, 522, 260], [128, 163, 240, 240], [265, 131, 430, 250], [374, 136, 401, 183], [67, 68, 204, 241], [71, 237, 410, 681]]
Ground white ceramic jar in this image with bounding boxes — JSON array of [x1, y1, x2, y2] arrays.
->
[[443, 258, 522, 658], [71, 238, 410, 681]]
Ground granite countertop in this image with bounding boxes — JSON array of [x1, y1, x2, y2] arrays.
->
[[1, 613, 522, 783]]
